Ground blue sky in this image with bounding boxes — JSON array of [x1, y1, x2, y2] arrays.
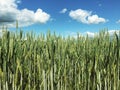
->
[[0, 0, 120, 36]]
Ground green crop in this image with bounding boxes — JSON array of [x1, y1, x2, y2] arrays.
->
[[0, 27, 120, 90]]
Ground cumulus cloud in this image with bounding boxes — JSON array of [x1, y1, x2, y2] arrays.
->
[[34, 9, 50, 23], [87, 15, 106, 24], [69, 9, 107, 24], [60, 8, 67, 13], [0, 0, 50, 27], [0, 0, 18, 23]]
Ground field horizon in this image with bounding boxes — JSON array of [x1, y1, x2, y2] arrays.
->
[[0, 0, 120, 90]]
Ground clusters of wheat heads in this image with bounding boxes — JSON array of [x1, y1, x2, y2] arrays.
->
[[0, 27, 120, 90]]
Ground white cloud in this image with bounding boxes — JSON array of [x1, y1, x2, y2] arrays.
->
[[0, 0, 50, 27], [60, 8, 67, 13], [69, 9, 107, 24], [69, 9, 91, 23], [88, 15, 106, 24], [0, 0, 17, 8], [34, 9, 50, 24]]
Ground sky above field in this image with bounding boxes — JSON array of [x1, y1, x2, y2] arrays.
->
[[0, 0, 120, 36]]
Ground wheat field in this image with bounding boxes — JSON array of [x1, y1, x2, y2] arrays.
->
[[0, 27, 120, 90]]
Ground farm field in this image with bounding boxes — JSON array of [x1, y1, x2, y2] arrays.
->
[[0, 28, 120, 90], [1, 0, 120, 90]]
